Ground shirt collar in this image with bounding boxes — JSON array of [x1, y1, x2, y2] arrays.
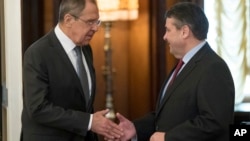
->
[[182, 41, 206, 64], [54, 24, 76, 54]]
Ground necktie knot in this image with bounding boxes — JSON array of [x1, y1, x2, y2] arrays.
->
[[176, 59, 184, 71], [74, 46, 81, 57]]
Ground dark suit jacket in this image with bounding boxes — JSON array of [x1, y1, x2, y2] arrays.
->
[[134, 43, 235, 141], [21, 30, 98, 141]]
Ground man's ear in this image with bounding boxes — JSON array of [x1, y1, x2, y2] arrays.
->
[[64, 14, 75, 27], [181, 25, 191, 39]]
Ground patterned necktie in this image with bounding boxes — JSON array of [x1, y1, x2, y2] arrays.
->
[[74, 47, 90, 102]]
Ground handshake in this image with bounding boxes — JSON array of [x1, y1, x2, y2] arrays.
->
[[91, 109, 136, 141], [91, 109, 164, 141]]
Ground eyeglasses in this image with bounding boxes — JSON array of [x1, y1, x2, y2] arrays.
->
[[71, 14, 101, 27]]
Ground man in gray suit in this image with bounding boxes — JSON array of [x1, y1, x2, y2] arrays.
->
[[21, 0, 123, 140], [110, 2, 235, 141]]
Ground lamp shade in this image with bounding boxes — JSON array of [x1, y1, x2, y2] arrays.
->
[[97, 0, 139, 21]]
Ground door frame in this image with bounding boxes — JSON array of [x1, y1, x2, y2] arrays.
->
[[0, 0, 3, 139]]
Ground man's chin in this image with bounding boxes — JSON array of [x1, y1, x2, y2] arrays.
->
[[81, 41, 90, 46]]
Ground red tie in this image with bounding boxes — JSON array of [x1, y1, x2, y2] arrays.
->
[[168, 59, 184, 86]]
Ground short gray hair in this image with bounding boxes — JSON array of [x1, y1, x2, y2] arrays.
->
[[58, 0, 97, 22]]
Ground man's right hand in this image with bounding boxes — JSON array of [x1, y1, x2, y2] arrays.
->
[[91, 109, 123, 139], [115, 113, 137, 141]]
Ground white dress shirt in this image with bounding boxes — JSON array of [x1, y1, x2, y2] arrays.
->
[[54, 24, 93, 130]]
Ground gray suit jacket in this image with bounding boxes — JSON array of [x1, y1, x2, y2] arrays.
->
[[21, 30, 98, 141], [134, 43, 235, 141]]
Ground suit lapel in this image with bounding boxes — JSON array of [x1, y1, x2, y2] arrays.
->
[[156, 68, 174, 109], [156, 61, 196, 115], [48, 30, 86, 99], [156, 43, 210, 117]]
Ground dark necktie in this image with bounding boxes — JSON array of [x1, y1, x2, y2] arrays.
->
[[160, 59, 184, 103], [74, 47, 90, 102], [168, 59, 184, 87]]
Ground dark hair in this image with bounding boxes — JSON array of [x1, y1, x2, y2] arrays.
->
[[165, 2, 209, 40], [58, 0, 97, 22]]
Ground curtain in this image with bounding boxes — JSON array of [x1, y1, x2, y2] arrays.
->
[[205, 0, 250, 104]]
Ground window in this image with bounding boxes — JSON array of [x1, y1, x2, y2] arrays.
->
[[204, 0, 250, 104]]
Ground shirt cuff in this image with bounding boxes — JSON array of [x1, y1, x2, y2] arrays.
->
[[88, 114, 93, 130]]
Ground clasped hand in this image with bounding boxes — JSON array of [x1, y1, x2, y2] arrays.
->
[[91, 109, 124, 139], [103, 113, 137, 141], [101, 112, 165, 141]]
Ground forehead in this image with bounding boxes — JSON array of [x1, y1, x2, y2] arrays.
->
[[165, 17, 176, 28], [80, 2, 99, 19]]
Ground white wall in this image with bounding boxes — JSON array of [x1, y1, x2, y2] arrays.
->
[[3, 0, 23, 140]]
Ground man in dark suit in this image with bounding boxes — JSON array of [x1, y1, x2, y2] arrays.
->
[[111, 2, 235, 141], [21, 0, 123, 140]]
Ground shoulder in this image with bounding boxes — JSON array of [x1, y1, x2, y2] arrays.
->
[[24, 30, 57, 56]]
